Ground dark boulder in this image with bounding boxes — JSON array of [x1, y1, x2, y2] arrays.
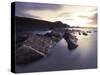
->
[[67, 41, 78, 50], [78, 32, 81, 35], [83, 32, 88, 36], [87, 31, 92, 33], [94, 30, 97, 32]]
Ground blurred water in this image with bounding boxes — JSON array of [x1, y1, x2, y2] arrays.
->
[[16, 28, 97, 73]]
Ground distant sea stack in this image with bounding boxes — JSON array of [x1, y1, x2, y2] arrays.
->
[[14, 16, 70, 32]]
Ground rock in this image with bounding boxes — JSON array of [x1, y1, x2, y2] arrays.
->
[[16, 31, 62, 64], [83, 32, 88, 36], [16, 33, 29, 49], [94, 31, 97, 32], [16, 45, 43, 64], [67, 41, 78, 50], [44, 31, 62, 42], [63, 29, 78, 50], [16, 34, 52, 64], [78, 32, 81, 35], [16, 29, 79, 64], [87, 31, 92, 33]]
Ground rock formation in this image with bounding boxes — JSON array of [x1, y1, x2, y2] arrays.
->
[[15, 16, 79, 64], [16, 31, 62, 64], [63, 29, 78, 50]]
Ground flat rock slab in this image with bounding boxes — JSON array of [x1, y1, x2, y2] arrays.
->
[[16, 32, 62, 64]]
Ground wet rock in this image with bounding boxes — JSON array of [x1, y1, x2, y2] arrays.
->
[[87, 31, 92, 33], [16, 31, 62, 64], [63, 29, 78, 50], [44, 31, 62, 42], [83, 32, 88, 36], [16, 34, 29, 49], [16, 45, 43, 64], [78, 32, 81, 35], [94, 31, 97, 32], [16, 34, 51, 64], [67, 41, 78, 50], [16, 29, 79, 64]]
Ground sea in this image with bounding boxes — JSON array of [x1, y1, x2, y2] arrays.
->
[[16, 28, 97, 73]]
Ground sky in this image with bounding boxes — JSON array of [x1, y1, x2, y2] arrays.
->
[[15, 2, 97, 27]]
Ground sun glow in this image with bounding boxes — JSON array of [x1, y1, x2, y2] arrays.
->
[[65, 17, 92, 27], [51, 16, 92, 27]]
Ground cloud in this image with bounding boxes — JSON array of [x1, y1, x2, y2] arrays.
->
[[15, 2, 62, 10], [15, 2, 62, 18], [15, 9, 42, 19], [56, 12, 72, 18], [87, 13, 97, 25], [78, 16, 89, 18]]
